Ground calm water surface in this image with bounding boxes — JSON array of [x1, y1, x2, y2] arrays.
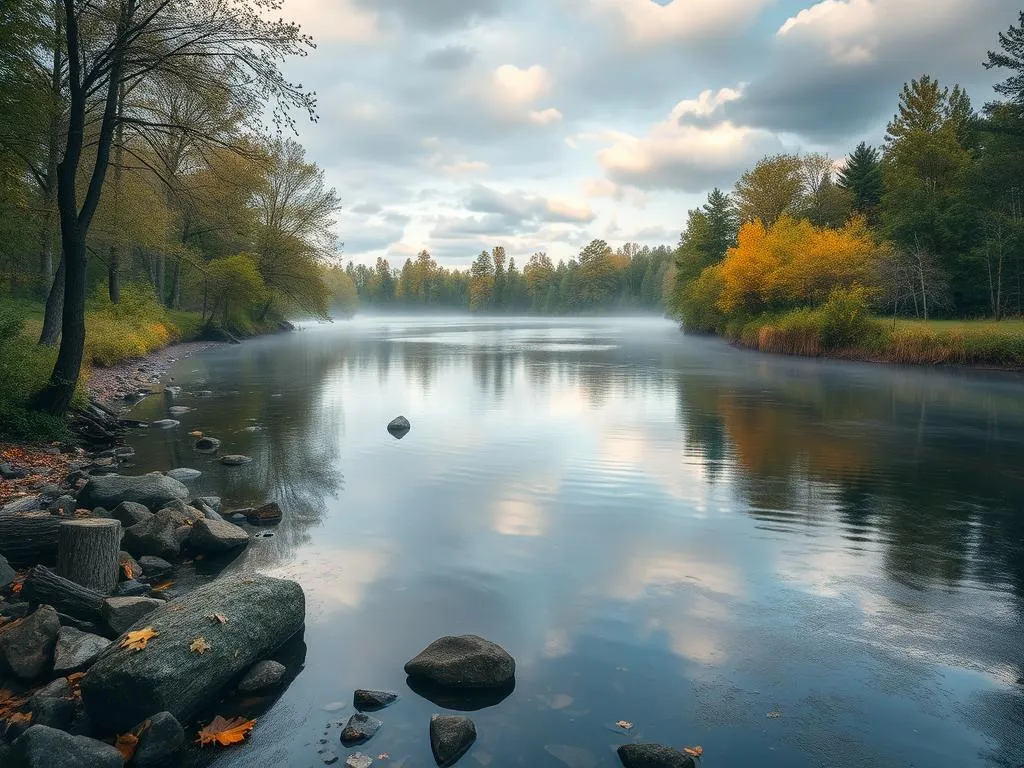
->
[[124, 316, 1024, 768]]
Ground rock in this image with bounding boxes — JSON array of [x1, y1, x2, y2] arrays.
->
[[53, 626, 111, 674], [81, 574, 305, 732], [31, 677, 71, 701], [29, 695, 77, 731], [1, 602, 30, 619], [387, 416, 411, 438], [7, 725, 123, 768], [133, 711, 184, 768], [196, 496, 221, 513], [0, 462, 29, 480], [77, 474, 189, 512], [167, 406, 191, 415], [430, 714, 476, 767], [220, 455, 252, 466], [405, 635, 515, 689], [165, 468, 201, 482], [616, 744, 696, 768], [112, 502, 152, 528], [1, 496, 44, 515], [340, 712, 382, 745], [114, 580, 150, 597], [0, 554, 16, 589], [101, 596, 162, 635], [151, 419, 180, 428], [353, 689, 398, 711], [47, 495, 77, 518], [155, 499, 204, 524], [0, 605, 60, 680], [193, 437, 221, 453], [56, 614, 102, 635], [137, 556, 173, 578], [345, 754, 373, 768], [247, 502, 282, 526], [188, 518, 249, 553], [238, 660, 286, 692], [39, 484, 63, 499], [122, 510, 183, 560]]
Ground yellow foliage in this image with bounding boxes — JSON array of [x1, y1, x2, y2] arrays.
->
[[715, 215, 882, 314]]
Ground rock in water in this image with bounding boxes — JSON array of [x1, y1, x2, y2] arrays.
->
[[138, 556, 173, 577], [193, 437, 221, 454], [220, 455, 252, 466], [8, 725, 123, 768], [387, 416, 411, 438], [166, 468, 201, 482], [133, 711, 184, 768], [238, 660, 287, 692], [616, 744, 696, 768], [354, 689, 398, 711], [248, 501, 283, 526], [151, 419, 180, 428], [102, 596, 163, 635], [405, 635, 515, 689], [0, 605, 60, 680], [345, 754, 373, 768], [77, 474, 189, 511], [52, 626, 110, 674], [81, 573, 305, 732], [340, 712, 382, 745], [122, 510, 185, 560], [188, 518, 249, 553], [430, 714, 476, 767]]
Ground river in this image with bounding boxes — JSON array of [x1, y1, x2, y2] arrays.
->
[[123, 315, 1024, 768]]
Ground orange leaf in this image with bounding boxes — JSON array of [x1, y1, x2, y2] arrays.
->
[[189, 637, 212, 654], [207, 614, 228, 624], [683, 746, 704, 758], [196, 715, 256, 747], [115, 733, 139, 760], [150, 580, 174, 592], [121, 561, 136, 580], [119, 627, 158, 652]]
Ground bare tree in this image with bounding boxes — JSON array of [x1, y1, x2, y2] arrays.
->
[[32, 0, 317, 414], [877, 239, 952, 323]]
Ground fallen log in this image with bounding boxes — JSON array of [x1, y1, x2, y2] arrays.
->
[[81, 573, 305, 732], [23, 565, 105, 623], [56, 519, 122, 594], [0, 513, 62, 567]]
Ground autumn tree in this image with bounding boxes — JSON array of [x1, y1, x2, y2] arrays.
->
[[733, 154, 804, 225], [469, 250, 494, 312]]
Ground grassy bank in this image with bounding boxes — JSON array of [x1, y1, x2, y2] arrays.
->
[[722, 310, 1024, 368]]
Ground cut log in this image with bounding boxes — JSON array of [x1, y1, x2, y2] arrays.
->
[[81, 573, 305, 732], [0, 513, 62, 567], [23, 565, 105, 623], [56, 519, 122, 594]]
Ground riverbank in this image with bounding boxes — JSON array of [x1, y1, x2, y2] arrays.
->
[[714, 313, 1024, 370]]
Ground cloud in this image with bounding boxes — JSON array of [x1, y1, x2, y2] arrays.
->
[[282, 0, 379, 42], [353, 0, 506, 31], [529, 108, 563, 125], [423, 45, 477, 70], [579, 0, 775, 45], [464, 185, 595, 224], [492, 64, 551, 104]]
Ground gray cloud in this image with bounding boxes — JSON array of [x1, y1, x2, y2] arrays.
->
[[354, 0, 506, 31], [423, 45, 476, 71], [464, 185, 595, 224], [350, 202, 382, 214]]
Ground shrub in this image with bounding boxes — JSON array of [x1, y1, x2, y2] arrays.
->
[[819, 286, 882, 349], [0, 311, 71, 440], [85, 283, 182, 366]]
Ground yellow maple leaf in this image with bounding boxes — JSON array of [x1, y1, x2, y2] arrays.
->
[[683, 746, 704, 757], [190, 637, 212, 654], [119, 627, 158, 652], [196, 716, 256, 747]]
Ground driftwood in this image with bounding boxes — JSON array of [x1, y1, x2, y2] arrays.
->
[[0, 513, 62, 567], [56, 519, 122, 593], [24, 565, 105, 623]]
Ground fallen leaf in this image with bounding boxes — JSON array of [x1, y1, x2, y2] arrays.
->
[[683, 746, 704, 758], [5, 711, 31, 727], [207, 614, 228, 624], [115, 733, 139, 760], [190, 431, 203, 437], [67, 672, 86, 698], [196, 716, 256, 747], [150, 580, 174, 592], [190, 637, 212, 654], [121, 561, 136, 579], [378, 753, 390, 760], [120, 627, 158, 652], [615, 720, 633, 730]]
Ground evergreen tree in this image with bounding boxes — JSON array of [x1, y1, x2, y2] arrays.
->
[[837, 143, 884, 221], [985, 11, 1024, 104]]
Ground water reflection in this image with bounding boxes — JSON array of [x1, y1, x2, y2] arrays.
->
[[124, 317, 1024, 768]]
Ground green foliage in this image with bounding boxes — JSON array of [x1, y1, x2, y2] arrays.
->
[[204, 254, 267, 331], [0, 310, 70, 440], [838, 143, 884, 221], [818, 286, 878, 349], [733, 154, 805, 226], [85, 284, 181, 366], [984, 12, 1024, 104]]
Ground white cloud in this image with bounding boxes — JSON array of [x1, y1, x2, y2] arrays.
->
[[493, 64, 551, 104], [581, 0, 774, 45], [529, 108, 564, 125], [282, 0, 380, 43]]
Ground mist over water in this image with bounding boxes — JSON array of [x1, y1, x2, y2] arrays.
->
[[124, 316, 1024, 768]]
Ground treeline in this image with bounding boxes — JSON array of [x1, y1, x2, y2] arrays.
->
[[670, 12, 1024, 346], [346, 242, 675, 314], [0, 0, 355, 418]]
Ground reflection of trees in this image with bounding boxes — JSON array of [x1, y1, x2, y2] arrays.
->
[[672, 356, 1024, 602]]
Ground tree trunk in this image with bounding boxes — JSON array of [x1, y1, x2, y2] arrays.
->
[[0, 513, 62, 567], [108, 84, 125, 304], [38, 255, 66, 345], [56, 519, 122, 594], [23, 564, 105, 623], [37, 9, 63, 296], [170, 257, 181, 308], [156, 253, 166, 305]]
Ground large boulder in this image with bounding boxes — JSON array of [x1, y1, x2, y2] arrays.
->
[[111, 502, 151, 528], [7, 725, 123, 768], [122, 509, 186, 560], [0, 554, 16, 589], [81, 573, 305, 732], [53, 626, 111, 674], [0, 605, 60, 680], [405, 635, 515, 689], [102, 597, 163, 636], [77, 474, 188, 512], [187, 518, 249, 553], [616, 744, 696, 768], [430, 714, 476, 767], [133, 711, 184, 768]]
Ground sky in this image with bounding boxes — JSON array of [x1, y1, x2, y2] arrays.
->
[[277, 0, 1017, 269]]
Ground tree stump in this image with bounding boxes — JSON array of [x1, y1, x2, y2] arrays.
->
[[56, 519, 122, 594]]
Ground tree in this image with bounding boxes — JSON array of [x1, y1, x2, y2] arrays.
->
[[203, 253, 266, 327], [838, 143, 883, 221], [733, 154, 804, 225], [798, 153, 852, 227], [985, 11, 1024, 104], [469, 250, 494, 312], [33, 0, 317, 414]]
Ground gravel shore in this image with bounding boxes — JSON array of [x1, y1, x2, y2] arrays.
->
[[86, 341, 224, 411]]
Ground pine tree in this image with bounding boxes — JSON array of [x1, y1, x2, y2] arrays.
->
[[702, 188, 739, 262], [885, 75, 948, 145], [985, 11, 1024, 104], [837, 143, 883, 220]]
